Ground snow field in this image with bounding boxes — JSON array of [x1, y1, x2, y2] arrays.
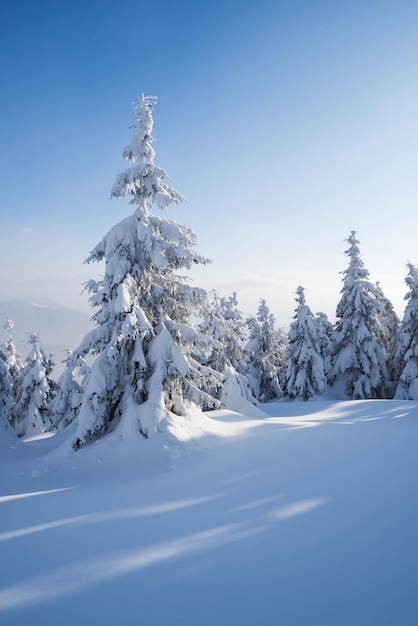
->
[[1, 399, 417, 625]]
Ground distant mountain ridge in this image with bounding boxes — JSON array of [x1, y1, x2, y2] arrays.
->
[[0, 297, 93, 375]]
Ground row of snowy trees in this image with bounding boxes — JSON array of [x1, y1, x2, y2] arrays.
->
[[282, 232, 418, 403], [2, 94, 418, 448], [4, 228, 418, 444], [0, 293, 285, 439]]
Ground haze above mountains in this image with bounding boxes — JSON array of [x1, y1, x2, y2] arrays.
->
[[0, 297, 93, 374]]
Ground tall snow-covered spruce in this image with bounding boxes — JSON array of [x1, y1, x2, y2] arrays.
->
[[374, 281, 400, 396], [281, 286, 327, 400], [2, 318, 23, 407], [69, 95, 221, 449], [327, 231, 388, 399], [0, 345, 14, 435], [246, 299, 284, 402], [393, 262, 418, 400]]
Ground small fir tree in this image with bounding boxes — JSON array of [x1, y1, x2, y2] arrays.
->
[[50, 351, 85, 431], [315, 311, 334, 376], [13, 332, 56, 437], [218, 292, 249, 375], [198, 291, 255, 406], [328, 231, 387, 399], [246, 299, 284, 402], [281, 286, 327, 400], [198, 291, 228, 375], [394, 263, 418, 400], [0, 346, 14, 433], [69, 95, 221, 449], [375, 281, 400, 396], [1, 318, 23, 407]]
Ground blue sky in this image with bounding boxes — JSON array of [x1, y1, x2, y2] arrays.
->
[[1, 0, 418, 326]]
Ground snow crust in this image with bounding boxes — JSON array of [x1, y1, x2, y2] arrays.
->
[[1, 399, 417, 625]]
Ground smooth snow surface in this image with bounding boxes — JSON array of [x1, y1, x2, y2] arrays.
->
[[1, 400, 417, 625]]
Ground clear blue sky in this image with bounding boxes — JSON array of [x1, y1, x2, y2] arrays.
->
[[1, 0, 418, 326]]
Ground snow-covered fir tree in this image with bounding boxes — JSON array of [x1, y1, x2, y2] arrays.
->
[[375, 281, 400, 396], [315, 311, 334, 376], [281, 286, 327, 400], [327, 231, 387, 399], [1, 318, 23, 408], [0, 345, 14, 433], [198, 291, 256, 407], [197, 292, 228, 374], [246, 299, 284, 402], [69, 94, 222, 449], [50, 351, 85, 431], [217, 292, 249, 374], [393, 263, 418, 400], [13, 332, 56, 437]]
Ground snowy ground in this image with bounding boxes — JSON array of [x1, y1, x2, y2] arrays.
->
[[1, 399, 417, 626]]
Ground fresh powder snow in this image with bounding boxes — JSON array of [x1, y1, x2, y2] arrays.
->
[[1, 399, 417, 626]]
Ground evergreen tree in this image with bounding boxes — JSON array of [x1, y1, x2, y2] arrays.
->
[[315, 311, 334, 376], [13, 332, 56, 437], [281, 286, 327, 400], [328, 231, 387, 399], [375, 281, 400, 396], [50, 351, 85, 431], [70, 95, 221, 449], [394, 263, 418, 400], [246, 299, 284, 402], [219, 293, 250, 373], [198, 291, 255, 406], [0, 346, 14, 433], [198, 291, 228, 375], [1, 318, 23, 407]]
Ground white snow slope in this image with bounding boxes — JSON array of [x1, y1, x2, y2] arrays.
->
[[1, 399, 417, 626]]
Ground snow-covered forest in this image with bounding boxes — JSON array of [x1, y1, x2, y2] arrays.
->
[[1, 95, 417, 625], [1, 95, 418, 443]]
